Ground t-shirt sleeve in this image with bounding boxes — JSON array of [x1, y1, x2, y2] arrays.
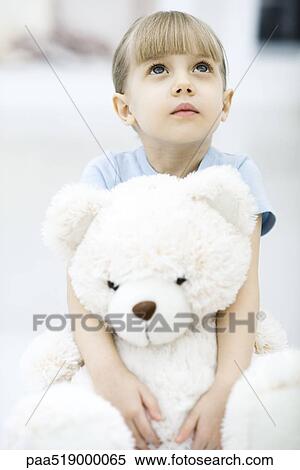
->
[[238, 157, 276, 236], [79, 159, 108, 189]]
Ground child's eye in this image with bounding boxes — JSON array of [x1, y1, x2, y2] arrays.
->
[[148, 63, 167, 75], [107, 280, 119, 291], [193, 61, 213, 73]]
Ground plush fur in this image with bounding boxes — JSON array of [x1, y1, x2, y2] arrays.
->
[[3, 382, 134, 449], [3, 166, 299, 449], [221, 349, 300, 449]]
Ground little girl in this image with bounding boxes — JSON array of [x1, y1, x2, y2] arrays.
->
[[68, 10, 276, 450]]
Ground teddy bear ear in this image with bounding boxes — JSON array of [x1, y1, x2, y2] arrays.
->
[[182, 165, 258, 236], [41, 183, 110, 260]]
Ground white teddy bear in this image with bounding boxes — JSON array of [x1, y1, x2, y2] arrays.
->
[[3, 166, 300, 450]]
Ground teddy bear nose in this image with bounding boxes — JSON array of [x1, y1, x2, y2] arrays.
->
[[132, 301, 157, 321]]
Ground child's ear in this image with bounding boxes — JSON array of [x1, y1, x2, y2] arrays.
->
[[221, 89, 234, 122], [182, 165, 258, 236], [112, 92, 136, 126], [42, 184, 110, 260]]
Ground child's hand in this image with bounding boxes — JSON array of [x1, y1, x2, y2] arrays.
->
[[175, 384, 230, 449], [93, 365, 163, 450]]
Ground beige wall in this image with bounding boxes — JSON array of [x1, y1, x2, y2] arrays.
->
[[0, 0, 157, 59], [0, 0, 53, 57]]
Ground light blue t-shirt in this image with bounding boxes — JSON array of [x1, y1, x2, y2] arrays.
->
[[80, 145, 276, 237]]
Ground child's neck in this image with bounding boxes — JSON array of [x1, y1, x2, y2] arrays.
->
[[141, 138, 212, 177]]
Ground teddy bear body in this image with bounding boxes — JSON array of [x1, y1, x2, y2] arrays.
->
[[63, 168, 252, 448]]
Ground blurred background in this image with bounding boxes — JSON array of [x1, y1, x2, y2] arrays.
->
[[1, 0, 299, 441]]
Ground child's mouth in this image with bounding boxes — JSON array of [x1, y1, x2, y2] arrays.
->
[[171, 110, 199, 117]]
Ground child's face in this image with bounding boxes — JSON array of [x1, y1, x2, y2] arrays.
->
[[113, 53, 233, 145]]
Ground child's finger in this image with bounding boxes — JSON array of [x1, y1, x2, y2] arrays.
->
[[191, 423, 210, 450], [191, 433, 208, 450], [139, 383, 163, 420], [127, 420, 149, 450], [175, 412, 198, 443], [134, 410, 161, 447]]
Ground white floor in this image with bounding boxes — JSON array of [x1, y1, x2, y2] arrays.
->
[[1, 55, 299, 440]]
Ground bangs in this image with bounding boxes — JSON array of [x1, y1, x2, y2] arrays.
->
[[130, 12, 225, 67]]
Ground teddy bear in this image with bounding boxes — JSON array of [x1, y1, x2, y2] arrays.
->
[[3, 165, 300, 450]]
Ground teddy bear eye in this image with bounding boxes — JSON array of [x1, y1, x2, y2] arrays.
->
[[176, 277, 187, 285], [107, 280, 119, 291]]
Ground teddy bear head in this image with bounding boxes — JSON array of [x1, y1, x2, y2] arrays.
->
[[42, 165, 258, 348]]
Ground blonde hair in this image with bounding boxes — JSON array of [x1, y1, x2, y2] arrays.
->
[[112, 10, 228, 95]]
